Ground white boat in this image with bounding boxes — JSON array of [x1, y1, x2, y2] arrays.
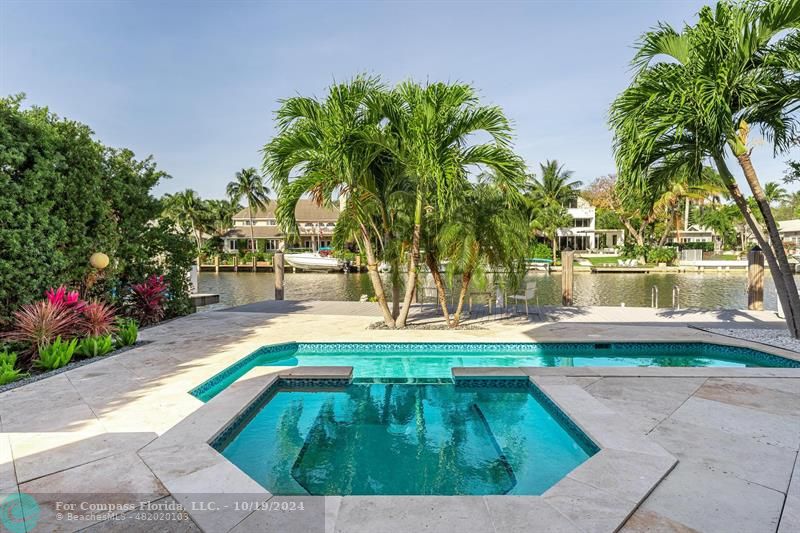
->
[[284, 252, 344, 272]]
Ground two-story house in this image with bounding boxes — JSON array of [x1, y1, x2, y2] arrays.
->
[[222, 199, 339, 253]]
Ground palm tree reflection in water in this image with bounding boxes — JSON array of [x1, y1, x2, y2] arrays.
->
[[220, 383, 594, 496]]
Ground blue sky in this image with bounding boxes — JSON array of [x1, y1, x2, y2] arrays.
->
[[1, 0, 797, 198]]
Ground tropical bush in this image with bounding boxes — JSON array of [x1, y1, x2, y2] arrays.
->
[[528, 242, 553, 261], [4, 301, 80, 352], [115, 319, 138, 348], [129, 275, 168, 326], [0, 95, 194, 327], [35, 337, 77, 370], [647, 247, 677, 265], [0, 349, 26, 386], [76, 335, 114, 358], [80, 300, 117, 337], [679, 242, 715, 252]]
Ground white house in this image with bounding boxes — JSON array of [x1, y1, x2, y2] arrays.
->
[[557, 197, 624, 251]]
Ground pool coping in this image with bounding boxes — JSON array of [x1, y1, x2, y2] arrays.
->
[[140, 366, 677, 532]]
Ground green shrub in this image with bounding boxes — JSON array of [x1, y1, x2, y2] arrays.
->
[[680, 242, 714, 252], [647, 246, 677, 264], [35, 337, 77, 370], [0, 349, 27, 386], [0, 96, 194, 325], [115, 319, 138, 348], [76, 335, 114, 358], [528, 242, 553, 261]]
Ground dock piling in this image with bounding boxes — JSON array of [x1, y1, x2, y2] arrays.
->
[[747, 246, 764, 311], [274, 251, 285, 300], [561, 249, 574, 306]]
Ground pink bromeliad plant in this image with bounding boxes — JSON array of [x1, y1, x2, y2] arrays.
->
[[45, 286, 86, 310]]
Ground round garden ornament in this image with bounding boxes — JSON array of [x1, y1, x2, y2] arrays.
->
[[90, 252, 110, 270]]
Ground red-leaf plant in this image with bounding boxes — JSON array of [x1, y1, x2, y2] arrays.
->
[[80, 300, 117, 337], [130, 275, 168, 326], [4, 301, 81, 354]]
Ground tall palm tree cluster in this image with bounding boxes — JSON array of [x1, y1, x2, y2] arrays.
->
[[161, 167, 271, 254], [610, 0, 800, 337], [262, 77, 529, 328]]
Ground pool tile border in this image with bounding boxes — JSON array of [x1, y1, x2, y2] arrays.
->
[[190, 340, 800, 401], [145, 365, 676, 532]]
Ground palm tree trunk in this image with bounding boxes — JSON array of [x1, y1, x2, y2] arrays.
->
[[249, 207, 256, 253], [425, 251, 451, 326], [391, 262, 401, 319], [736, 153, 800, 338], [715, 156, 800, 337], [190, 221, 202, 253], [658, 216, 672, 246], [551, 237, 557, 262], [453, 270, 472, 327], [397, 190, 424, 328], [621, 218, 645, 246], [359, 225, 396, 328]]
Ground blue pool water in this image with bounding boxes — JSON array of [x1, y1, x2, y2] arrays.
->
[[191, 342, 799, 402], [214, 381, 597, 496]]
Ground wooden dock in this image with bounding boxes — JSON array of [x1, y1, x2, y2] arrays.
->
[[591, 267, 653, 274]]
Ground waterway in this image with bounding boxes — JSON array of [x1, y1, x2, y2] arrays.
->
[[198, 271, 782, 311]]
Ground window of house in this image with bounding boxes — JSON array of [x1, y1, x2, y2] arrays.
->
[[266, 219, 276, 226], [229, 240, 237, 250], [573, 218, 592, 228]]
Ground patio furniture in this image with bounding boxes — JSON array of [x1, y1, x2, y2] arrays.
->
[[508, 282, 541, 317], [418, 277, 438, 312]]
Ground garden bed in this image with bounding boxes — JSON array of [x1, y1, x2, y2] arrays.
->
[[0, 340, 151, 395]]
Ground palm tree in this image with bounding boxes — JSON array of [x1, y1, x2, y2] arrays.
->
[[439, 182, 528, 326], [381, 81, 526, 328], [204, 198, 241, 238], [262, 76, 403, 327], [529, 161, 583, 206], [610, 1, 800, 337], [650, 166, 726, 245], [161, 189, 208, 251], [226, 168, 270, 253], [694, 203, 742, 252], [764, 182, 790, 206], [527, 161, 582, 257]]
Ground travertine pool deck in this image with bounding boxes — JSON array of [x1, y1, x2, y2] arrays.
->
[[0, 303, 798, 532]]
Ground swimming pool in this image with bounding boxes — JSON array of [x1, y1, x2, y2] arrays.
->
[[212, 379, 597, 496], [191, 341, 799, 402]]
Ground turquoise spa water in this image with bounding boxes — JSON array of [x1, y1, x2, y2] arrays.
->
[[191, 342, 799, 402], [216, 382, 597, 496]]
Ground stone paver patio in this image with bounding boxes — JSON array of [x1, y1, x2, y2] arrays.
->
[[0, 302, 798, 532]]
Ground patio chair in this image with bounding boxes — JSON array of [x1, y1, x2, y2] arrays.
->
[[508, 282, 541, 318], [418, 278, 438, 312]]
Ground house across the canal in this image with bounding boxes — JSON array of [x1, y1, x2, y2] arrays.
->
[[222, 200, 339, 252]]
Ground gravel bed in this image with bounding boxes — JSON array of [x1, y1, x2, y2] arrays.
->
[[0, 341, 150, 394], [368, 322, 487, 330], [700, 327, 800, 353]]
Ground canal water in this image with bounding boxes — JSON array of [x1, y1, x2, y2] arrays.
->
[[198, 271, 782, 311]]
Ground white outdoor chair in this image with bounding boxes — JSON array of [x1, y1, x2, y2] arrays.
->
[[419, 278, 438, 312], [508, 282, 541, 318]]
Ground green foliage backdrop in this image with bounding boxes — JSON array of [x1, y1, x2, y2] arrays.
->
[[0, 95, 193, 326]]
